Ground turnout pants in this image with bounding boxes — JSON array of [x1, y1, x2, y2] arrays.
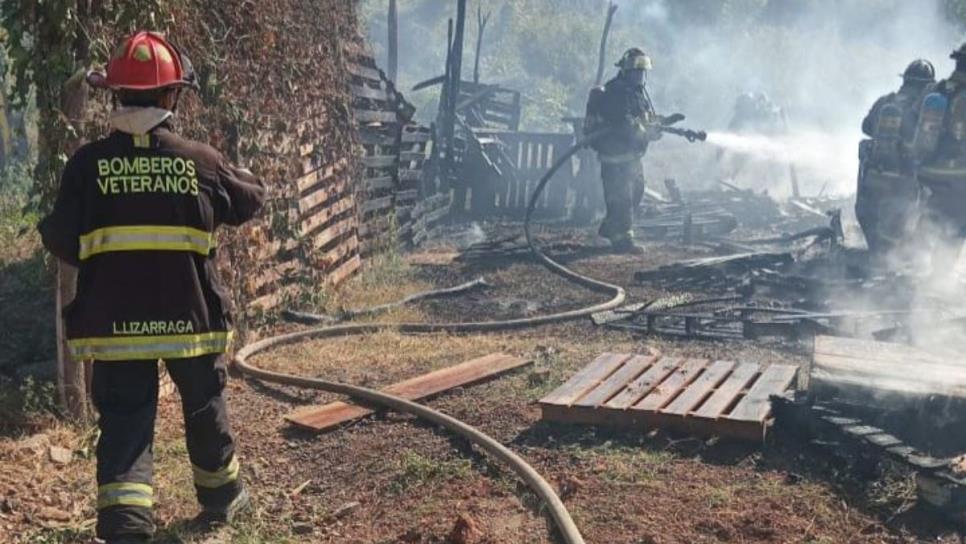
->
[[919, 187, 966, 277], [598, 158, 646, 243], [92, 354, 242, 540], [855, 168, 919, 254]]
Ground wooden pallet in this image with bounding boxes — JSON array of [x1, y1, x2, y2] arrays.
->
[[539, 352, 798, 441]]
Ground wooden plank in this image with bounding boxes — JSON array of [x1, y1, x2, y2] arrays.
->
[[810, 364, 966, 399], [812, 350, 966, 398], [814, 335, 959, 369], [363, 155, 397, 169], [313, 235, 359, 269], [634, 358, 710, 412], [364, 175, 396, 193], [399, 150, 427, 162], [249, 283, 302, 312], [327, 252, 361, 286], [540, 353, 631, 406], [727, 364, 798, 422], [301, 196, 355, 235], [574, 354, 658, 408], [309, 215, 357, 250], [395, 189, 418, 203], [355, 109, 398, 124], [693, 363, 760, 419], [398, 169, 424, 182], [604, 357, 681, 409], [401, 130, 431, 143], [358, 131, 398, 146], [297, 159, 347, 194], [361, 194, 394, 215], [299, 176, 348, 214], [662, 360, 736, 416], [347, 62, 383, 82], [351, 84, 390, 101], [252, 258, 301, 292], [286, 353, 532, 431]]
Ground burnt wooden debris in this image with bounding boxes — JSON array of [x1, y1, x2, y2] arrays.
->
[[539, 352, 798, 441], [810, 335, 966, 418], [773, 393, 966, 522], [770, 336, 966, 521], [286, 353, 531, 432], [635, 252, 795, 289]]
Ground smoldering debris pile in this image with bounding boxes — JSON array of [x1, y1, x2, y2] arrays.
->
[[635, 181, 851, 245], [615, 216, 964, 344]]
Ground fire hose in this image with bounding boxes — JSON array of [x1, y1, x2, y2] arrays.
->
[[234, 127, 703, 542]]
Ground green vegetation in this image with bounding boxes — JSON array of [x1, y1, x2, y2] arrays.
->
[[567, 441, 676, 484], [390, 449, 473, 493]]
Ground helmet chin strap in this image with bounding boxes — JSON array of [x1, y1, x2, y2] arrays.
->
[[170, 88, 183, 113]]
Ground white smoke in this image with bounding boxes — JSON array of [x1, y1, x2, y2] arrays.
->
[[706, 129, 859, 191], [607, 0, 961, 197]]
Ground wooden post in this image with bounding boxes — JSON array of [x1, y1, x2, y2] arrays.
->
[[57, 69, 91, 421], [594, 2, 618, 87], [445, 0, 466, 172], [437, 18, 454, 192], [387, 0, 398, 82], [473, 4, 490, 84]]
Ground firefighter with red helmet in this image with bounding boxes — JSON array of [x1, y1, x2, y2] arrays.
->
[[38, 32, 264, 543]]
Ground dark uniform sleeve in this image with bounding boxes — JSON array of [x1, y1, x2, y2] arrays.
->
[[862, 96, 888, 137], [212, 155, 267, 227], [37, 155, 84, 266]]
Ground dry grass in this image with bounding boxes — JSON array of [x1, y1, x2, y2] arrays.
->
[[3, 237, 963, 543]]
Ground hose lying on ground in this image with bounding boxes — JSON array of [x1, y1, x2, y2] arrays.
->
[[283, 277, 491, 324], [234, 131, 616, 544]]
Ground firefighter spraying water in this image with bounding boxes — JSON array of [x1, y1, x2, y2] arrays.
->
[[583, 47, 706, 255]]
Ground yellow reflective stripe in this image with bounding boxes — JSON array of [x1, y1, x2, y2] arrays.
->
[[97, 482, 153, 509], [132, 134, 151, 148], [920, 166, 966, 178], [78, 225, 213, 260], [69, 331, 233, 362], [193, 456, 240, 488]]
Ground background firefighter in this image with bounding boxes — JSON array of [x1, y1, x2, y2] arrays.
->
[[912, 45, 966, 280], [718, 91, 788, 188], [584, 47, 684, 254], [856, 59, 935, 255], [37, 32, 265, 543]]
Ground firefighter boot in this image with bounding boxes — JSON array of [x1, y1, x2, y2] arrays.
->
[[194, 487, 251, 527], [611, 236, 646, 255]]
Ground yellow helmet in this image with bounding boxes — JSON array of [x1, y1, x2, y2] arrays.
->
[[616, 48, 653, 71]]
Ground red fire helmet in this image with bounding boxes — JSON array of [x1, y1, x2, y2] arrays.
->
[[105, 31, 188, 90]]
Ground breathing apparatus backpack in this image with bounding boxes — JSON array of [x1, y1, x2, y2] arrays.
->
[[913, 91, 949, 163], [870, 102, 903, 170]]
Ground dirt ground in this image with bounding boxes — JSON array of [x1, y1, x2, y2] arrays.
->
[[1, 226, 964, 543]]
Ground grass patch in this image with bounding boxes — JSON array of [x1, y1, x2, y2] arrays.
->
[[389, 450, 473, 494], [569, 442, 676, 484]]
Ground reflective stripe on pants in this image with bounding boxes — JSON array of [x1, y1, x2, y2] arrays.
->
[[97, 482, 154, 509], [193, 456, 240, 488], [78, 225, 213, 260]]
